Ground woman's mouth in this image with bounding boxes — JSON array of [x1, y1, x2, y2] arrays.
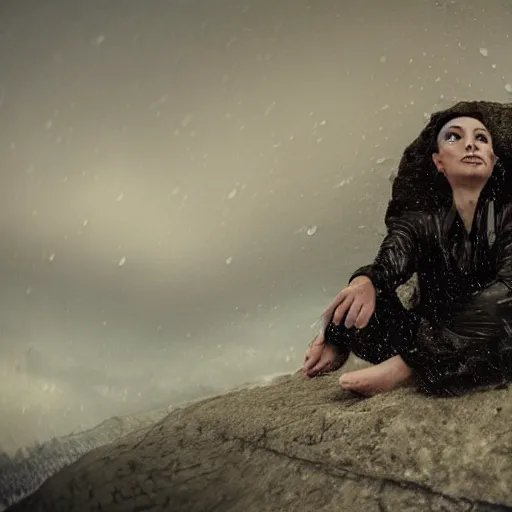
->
[[461, 156, 484, 165]]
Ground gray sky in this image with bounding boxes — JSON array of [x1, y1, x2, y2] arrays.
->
[[1, 0, 511, 453]]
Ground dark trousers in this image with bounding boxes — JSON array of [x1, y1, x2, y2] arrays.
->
[[324, 291, 512, 396]]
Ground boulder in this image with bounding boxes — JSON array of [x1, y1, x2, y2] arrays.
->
[[7, 371, 512, 512]]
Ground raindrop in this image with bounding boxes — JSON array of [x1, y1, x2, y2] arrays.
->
[[181, 115, 192, 127], [118, 256, 126, 267], [264, 102, 276, 116], [306, 226, 318, 236], [334, 176, 354, 188], [91, 35, 105, 46]]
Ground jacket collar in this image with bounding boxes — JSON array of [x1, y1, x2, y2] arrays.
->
[[441, 194, 495, 248]]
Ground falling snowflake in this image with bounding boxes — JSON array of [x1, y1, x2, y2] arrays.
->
[[91, 35, 105, 46]]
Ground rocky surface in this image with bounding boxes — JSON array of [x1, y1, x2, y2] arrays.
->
[[6, 368, 512, 512], [0, 276, 420, 511], [0, 407, 171, 511]]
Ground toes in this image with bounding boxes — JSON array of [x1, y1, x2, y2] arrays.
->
[[339, 375, 351, 386], [340, 372, 374, 394], [339, 370, 361, 386], [340, 375, 363, 389]]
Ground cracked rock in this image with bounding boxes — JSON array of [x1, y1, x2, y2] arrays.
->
[[5, 370, 512, 511]]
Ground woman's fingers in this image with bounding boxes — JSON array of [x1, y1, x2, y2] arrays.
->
[[332, 296, 352, 325], [344, 300, 363, 328], [321, 283, 375, 332], [307, 357, 330, 377], [321, 307, 335, 330], [303, 344, 322, 372], [322, 289, 349, 327], [304, 343, 341, 377], [331, 288, 348, 309], [355, 302, 375, 329]]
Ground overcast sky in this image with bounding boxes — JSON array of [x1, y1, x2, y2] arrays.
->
[[0, 0, 511, 452]]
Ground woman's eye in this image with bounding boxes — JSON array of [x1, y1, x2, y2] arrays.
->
[[445, 131, 460, 142], [443, 130, 489, 144]]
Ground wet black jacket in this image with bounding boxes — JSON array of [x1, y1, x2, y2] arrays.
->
[[350, 185, 512, 393]]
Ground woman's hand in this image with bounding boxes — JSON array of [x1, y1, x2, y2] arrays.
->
[[302, 335, 345, 377], [321, 275, 376, 331], [302, 276, 376, 378]]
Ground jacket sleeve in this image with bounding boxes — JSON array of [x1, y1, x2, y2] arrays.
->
[[349, 213, 421, 294]]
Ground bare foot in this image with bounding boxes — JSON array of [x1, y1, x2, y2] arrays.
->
[[339, 355, 414, 396]]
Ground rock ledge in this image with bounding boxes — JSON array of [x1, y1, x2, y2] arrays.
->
[[7, 371, 512, 511]]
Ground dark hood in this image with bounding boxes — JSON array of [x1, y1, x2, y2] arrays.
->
[[386, 101, 512, 222]]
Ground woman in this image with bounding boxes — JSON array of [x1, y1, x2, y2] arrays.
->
[[303, 112, 512, 396]]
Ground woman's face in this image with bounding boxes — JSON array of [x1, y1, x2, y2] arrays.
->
[[432, 116, 498, 185]]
